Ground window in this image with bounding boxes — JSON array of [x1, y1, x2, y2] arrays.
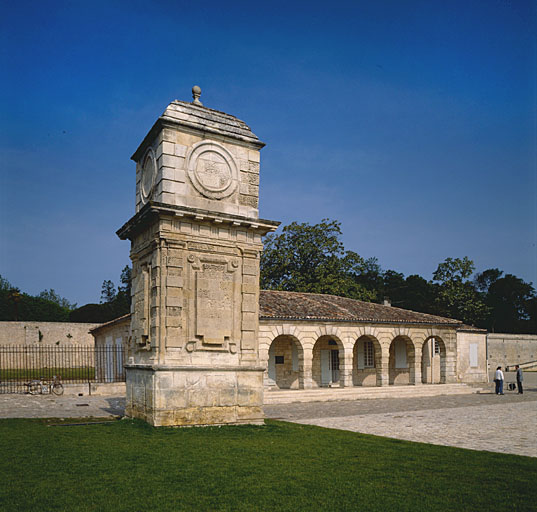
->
[[328, 339, 337, 346], [275, 355, 284, 364], [434, 340, 440, 355], [469, 343, 478, 368], [364, 340, 374, 368]]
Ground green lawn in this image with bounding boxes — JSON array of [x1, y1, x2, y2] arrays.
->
[[0, 418, 536, 512]]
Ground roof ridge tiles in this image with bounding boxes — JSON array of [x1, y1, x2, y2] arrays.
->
[[259, 289, 461, 325]]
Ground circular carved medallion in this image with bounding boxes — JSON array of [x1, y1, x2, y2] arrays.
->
[[186, 142, 238, 200], [140, 148, 156, 203]]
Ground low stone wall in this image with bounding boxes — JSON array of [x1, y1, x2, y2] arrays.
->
[[487, 333, 537, 371], [0, 321, 100, 346], [63, 382, 126, 396]]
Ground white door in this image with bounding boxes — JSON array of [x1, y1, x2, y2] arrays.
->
[[321, 350, 331, 386], [395, 339, 407, 369], [331, 350, 340, 384]]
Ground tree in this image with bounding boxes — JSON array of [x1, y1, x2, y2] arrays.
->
[[38, 289, 77, 310], [474, 268, 503, 293], [71, 266, 132, 323], [432, 257, 488, 325], [381, 270, 406, 306], [432, 256, 475, 283], [400, 274, 437, 314], [100, 280, 117, 304], [485, 274, 535, 333], [118, 266, 132, 298], [0, 274, 12, 291], [114, 265, 132, 315], [260, 219, 375, 301], [6, 288, 22, 321]]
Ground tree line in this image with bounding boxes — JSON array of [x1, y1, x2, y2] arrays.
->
[[0, 266, 132, 324], [260, 219, 537, 333], [1, 219, 535, 333]]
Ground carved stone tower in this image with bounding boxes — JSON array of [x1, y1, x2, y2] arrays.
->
[[117, 87, 279, 426]]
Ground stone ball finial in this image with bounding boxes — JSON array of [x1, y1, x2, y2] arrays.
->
[[192, 85, 202, 106]]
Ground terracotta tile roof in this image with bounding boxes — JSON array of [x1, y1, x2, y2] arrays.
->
[[457, 323, 487, 333], [259, 290, 462, 326], [89, 314, 131, 334]]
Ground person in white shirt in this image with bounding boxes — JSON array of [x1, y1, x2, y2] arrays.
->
[[494, 366, 504, 395]]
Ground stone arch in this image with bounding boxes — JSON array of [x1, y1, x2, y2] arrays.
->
[[353, 335, 382, 387], [266, 334, 304, 389], [310, 325, 345, 342], [421, 335, 447, 384], [388, 335, 416, 385], [312, 334, 344, 387]]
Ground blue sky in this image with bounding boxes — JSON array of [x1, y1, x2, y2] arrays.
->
[[1, 0, 536, 306]]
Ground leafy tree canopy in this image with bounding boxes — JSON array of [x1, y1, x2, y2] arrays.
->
[[0, 275, 74, 322], [260, 219, 375, 301]]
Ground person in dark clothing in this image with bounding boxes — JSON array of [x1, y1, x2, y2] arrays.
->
[[515, 365, 523, 394]]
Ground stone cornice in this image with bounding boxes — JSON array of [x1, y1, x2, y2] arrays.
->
[[117, 201, 280, 240], [132, 114, 265, 162]]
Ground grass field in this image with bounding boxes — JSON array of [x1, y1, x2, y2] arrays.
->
[[1, 418, 536, 512]]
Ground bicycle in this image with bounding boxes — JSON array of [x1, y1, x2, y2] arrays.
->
[[27, 375, 64, 396]]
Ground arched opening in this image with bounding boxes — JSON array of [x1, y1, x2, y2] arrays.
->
[[267, 335, 303, 389], [353, 335, 381, 387], [388, 336, 415, 385], [312, 335, 344, 387], [421, 336, 447, 384]]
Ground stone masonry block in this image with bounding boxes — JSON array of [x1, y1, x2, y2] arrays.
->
[[166, 296, 182, 307], [242, 312, 257, 331], [241, 294, 257, 312], [159, 154, 180, 169], [166, 314, 181, 327], [242, 283, 257, 294], [241, 330, 257, 349], [160, 128, 175, 143], [239, 194, 258, 208], [242, 262, 258, 276], [167, 275, 184, 288], [175, 144, 188, 157], [248, 150, 260, 163], [243, 275, 257, 285], [157, 141, 175, 159]]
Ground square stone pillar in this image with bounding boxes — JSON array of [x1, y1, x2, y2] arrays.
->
[[118, 87, 279, 426]]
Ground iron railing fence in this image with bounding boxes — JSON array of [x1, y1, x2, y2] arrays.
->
[[0, 345, 125, 394]]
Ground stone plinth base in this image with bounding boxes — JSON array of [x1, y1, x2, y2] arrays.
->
[[125, 364, 264, 427]]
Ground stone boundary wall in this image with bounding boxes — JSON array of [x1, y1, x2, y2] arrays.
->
[[487, 333, 537, 371], [0, 321, 101, 347]]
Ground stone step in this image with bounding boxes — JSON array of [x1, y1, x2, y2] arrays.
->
[[263, 384, 485, 404]]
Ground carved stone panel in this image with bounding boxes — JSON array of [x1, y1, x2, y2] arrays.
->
[[140, 148, 157, 204], [186, 142, 238, 200], [186, 253, 240, 353]]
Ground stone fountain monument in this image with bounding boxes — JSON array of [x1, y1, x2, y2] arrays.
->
[[117, 87, 279, 426]]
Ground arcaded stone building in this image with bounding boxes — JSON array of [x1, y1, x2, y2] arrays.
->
[[258, 290, 487, 389]]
